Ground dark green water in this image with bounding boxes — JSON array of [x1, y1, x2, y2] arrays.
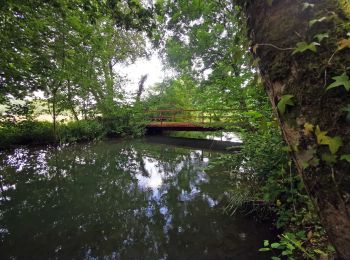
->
[[0, 138, 274, 259]]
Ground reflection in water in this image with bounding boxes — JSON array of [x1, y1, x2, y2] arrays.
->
[[0, 139, 273, 259], [207, 132, 242, 143]]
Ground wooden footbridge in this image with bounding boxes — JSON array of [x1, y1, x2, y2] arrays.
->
[[144, 109, 234, 132]]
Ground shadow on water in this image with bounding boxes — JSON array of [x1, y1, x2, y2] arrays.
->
[[145, 136, 241, 152], [0, 139, 274, 259]]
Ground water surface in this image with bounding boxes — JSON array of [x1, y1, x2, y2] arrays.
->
[[0, 138, 273, 259]]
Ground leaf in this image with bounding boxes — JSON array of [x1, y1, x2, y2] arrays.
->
[[327, 136, 343, 154], [342, 105, 350, 122], [314, 249, 327, 256], [263, 240, 270, 247], [321, 153, 337, 164], [271, 257, 281, 260], [259, 248, 271, 252], [326, 73, 350, 91], [271, 242, 280, 249], [314, 33, 329, 42], [309, 16, 327, 27], [315, 125, 328, 144], [277, 95, 294, 114], [304, 122, 314, 135], [302, 2, 315, 11], [340, 154, 350, 162], [267, 0, 274, 6], [292, 42, 319, 55], [287, 243, 295, 250], [282, 250, 293, 255], [337, 38, 350, 51], [315, 126, 343, 154]]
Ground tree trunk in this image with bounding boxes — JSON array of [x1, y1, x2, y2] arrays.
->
[[51, 89, 57, 142], [67, 79, 79, 121], [240, 0, 350, 258], [136, 74, 148, 102]]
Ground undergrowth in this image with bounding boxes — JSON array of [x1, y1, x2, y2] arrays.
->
[[0, 118, 145, 149], [207, 126, 335, 259]]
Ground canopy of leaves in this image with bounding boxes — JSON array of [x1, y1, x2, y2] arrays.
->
[[0, 0, 155, 118]]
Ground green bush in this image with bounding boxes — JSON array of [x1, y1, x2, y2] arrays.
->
[[58, 120, 105, 143], [0, 121, 55, 148], [100, 110, 146, 137], [207, 122, 334, 259], [0, 116, 145, 149]]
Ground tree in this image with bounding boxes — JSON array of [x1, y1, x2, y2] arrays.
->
[[155, 0, 261, 125], [0, 0, 155, 120], [238, 0, 350, 258]]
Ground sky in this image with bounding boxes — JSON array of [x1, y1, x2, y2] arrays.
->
[[30, 52, 167, 101], [115, 53, 168, 98]]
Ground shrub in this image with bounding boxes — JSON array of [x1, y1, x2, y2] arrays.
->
[[0, 121, 55, 148], [58, 120, 105, 143], [0, 116, 145, 149]]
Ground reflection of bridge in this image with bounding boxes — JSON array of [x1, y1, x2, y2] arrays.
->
[[145, 109, 234, 132]]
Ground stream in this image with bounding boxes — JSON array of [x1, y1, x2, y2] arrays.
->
[[0, 137, 274, 259]]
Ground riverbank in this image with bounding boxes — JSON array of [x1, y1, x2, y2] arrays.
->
[[0, 120, 242, 153], [0, 119, 144, 149]]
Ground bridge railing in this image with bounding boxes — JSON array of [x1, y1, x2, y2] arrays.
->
[[144, 109, 236, 126]]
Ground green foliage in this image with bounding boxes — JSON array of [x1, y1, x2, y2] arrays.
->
[[321, 153, 338, 164], [326, 73, 350, 91], [260, 232, 308, 257], [0, 112, 145, 148], [1, 100, 35, 121], [101, 108, 146, 138], [0, 0, 152, 121], [342, 105, 350, 122], [292, 42, 319, 55], [154, 0, 253, 113], [313, 33, 329, 42], [309, 17, 327, 27], [340, 154, 350, 162], [260, 231, 328, 259], [277, 95, 294, 115], [261, 229, 335, 259], [325, 137, 343, 154], [58, 120, 104, 143], [315, 126, 343, 154], [0, 121, 55, 148]]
